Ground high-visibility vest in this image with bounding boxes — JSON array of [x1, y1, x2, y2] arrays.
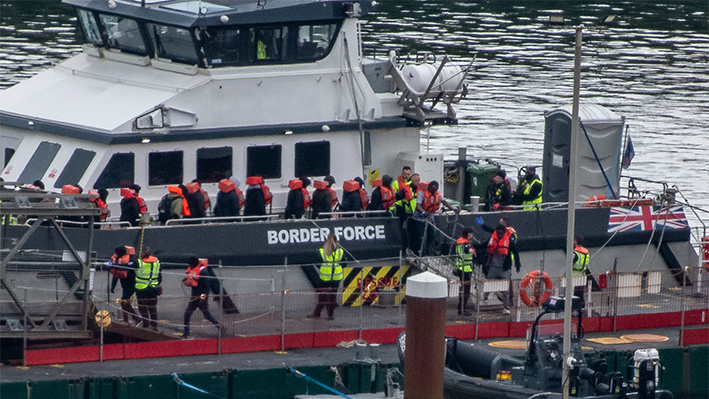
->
[[456, 237, 474, 272], [392, 178, 412, 211], [318, 248, 344, 282], [573, 246, 590, 277], [257, 40, 266, 59], [135, 256, 160, 290], [520, 177, 543, 210], [487, 230, 511, 256]]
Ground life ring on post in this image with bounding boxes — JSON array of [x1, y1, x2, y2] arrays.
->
[[519, 270, 553, 307]]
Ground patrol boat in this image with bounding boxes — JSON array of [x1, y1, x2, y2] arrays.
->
[[0, 1, 703, 297]]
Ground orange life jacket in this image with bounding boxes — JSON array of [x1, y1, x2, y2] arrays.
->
[[421, 189, 441, 213], [167, 186, 190, 217], [136, 196, 148, 213], [61, 185, 80, 194], [183, 265, 204, 287], [328, 187, 338, 207], [235, 188, 245, 209], [262, 184, 273, 205], [359, 189, 369, 210], [301, 188, 311, 210], [200, 189, 210, 210], [109, 246, 134, 279], [380, 186, 395, 209], [487, 230, 512, 256]]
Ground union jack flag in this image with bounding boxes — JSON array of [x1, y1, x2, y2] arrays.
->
[[608, 205, 689, 233]]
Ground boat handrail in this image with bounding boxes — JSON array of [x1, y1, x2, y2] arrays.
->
[[318, 210, 397, 217], [164, 214, 280, 226], [23, 219, 132, 228]]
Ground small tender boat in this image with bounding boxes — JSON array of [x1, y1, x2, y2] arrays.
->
[[397, 296, 674, 399]]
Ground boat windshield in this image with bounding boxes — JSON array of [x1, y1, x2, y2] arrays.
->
[[75, 7, 340, 68], [535, 322, 580, 340]]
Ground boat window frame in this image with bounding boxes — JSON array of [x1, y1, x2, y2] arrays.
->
[[196, 146, 233, 183], [146, 22, 200, 65], [93, 152, 135, 189], [4, 147, 15, 168], [148, 150, 184, 186], [17, 141, 61, 184], [97, 13, 151, 57], [54, 148, 97, 189], [76, 8, 104, 47], [246, 145, 282, 180]]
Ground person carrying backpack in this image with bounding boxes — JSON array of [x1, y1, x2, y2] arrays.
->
[[158, 185, 190, 223]]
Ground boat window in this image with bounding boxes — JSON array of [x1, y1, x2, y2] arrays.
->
[[248, 27, 287, 62], [295, 141, 330, 177], [77, 9, 103, 46], [93, 153, 135, 189], [54, 149, 96, 189], [99, 14, 147, 55], [146, 23, 198, 64], [4, 148, 15, 167], [362, 131, 371, 166], [149, 151, 183, 186], [247, 145, 281, 179], [296, 23, 337, 60], [202, 27, 240, 67], [17, 141, 61, 184], [197, 147, 232, 183]]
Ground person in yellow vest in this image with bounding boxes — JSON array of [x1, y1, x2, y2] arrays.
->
[[135, 247, 162, 330], [514, 166, 543, 210], [573, 235, 591, 308], [307, 233, 344, 320], [456, 227, 476, 316]]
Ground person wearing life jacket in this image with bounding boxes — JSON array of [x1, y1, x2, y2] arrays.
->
[[485, 223, 522, 315], [413, 180, 456, 256], [395, 173, 421, 252], [324, 175, 338, 210], [160, 185, 190, 220], [340, 177, 368, 215], [368, 175, 395, 216], [307, 234, 344, 320], [182, 256, 223, 339], [391, 166, 412, 214], [120, 187, 141, 226], [214, 178, 242, 217], [484, 170, 512, 211], [514, 166, 543, 210], [191, 179, 211, 215], [311, 179, 333, 220], [456, 227, 477, 316], [284, 177, 311, 219], [130, 184, 148, 214], [108, 245, 140, 325], [88, 188, 109, 222], [134, 247, 162, 330], [184, 181, 206, 219], [244, 176, 271, 216]]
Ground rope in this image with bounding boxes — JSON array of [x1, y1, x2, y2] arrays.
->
[[289, 368, 354, 399], [172, 373, 227, 399]]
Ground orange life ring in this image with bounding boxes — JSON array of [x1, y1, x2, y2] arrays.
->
[[519, 270, 552, 307], [585, 195, 607, 207]]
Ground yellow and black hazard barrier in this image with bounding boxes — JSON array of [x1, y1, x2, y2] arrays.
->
[[341, 265, 410, 307]]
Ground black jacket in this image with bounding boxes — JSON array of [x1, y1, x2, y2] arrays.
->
[[311, 188, 332, 219], [340, 190, 362, 212], [119, 197, 140, 226], [284, 188, 305, 219], [244, 186, 266, 216], [214, 190, 241, 217]]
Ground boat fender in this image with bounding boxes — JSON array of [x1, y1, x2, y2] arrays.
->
[[313, 180, 327, 190], [61, 185, 80, 194], [519, 270, 552, 307], [585, 194, 607, 207], [218, 179, 235, 193], [185, 182, 200, 194], [246, 176, 263, 185], [343, 180, 359, 192], [288, 179, 303, 190]]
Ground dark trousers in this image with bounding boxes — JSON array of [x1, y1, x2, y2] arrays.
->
[[312, 283, 338, 318], [457, 271, 472, 312], [135, 287, 159, 329], [415, 219, 435, 256], [183, 297, 219, 336], [119, 281, 138, 323]]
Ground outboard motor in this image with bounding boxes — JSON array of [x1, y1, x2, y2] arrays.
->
[[628, 349, 661, 399]]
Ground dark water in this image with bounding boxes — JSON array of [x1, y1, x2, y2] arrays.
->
[[1, 0, 708, 233]]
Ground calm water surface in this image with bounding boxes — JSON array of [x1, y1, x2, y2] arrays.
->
[[0, 0, 708, 233]]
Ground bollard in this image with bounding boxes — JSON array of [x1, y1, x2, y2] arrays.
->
[[404, 271, 447, 399], [369, 343, 380, 361], [468, 196, 480, 212], [356, 342, 367, 360]]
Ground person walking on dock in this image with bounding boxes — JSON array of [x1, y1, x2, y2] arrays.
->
[[307, 234, 344, 320], [108, 245, 140, 325], [182, 256, 223, 339], [485, 223, 521, 315], [135, 247, 162, 330], [456, 227, 476, 316]]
